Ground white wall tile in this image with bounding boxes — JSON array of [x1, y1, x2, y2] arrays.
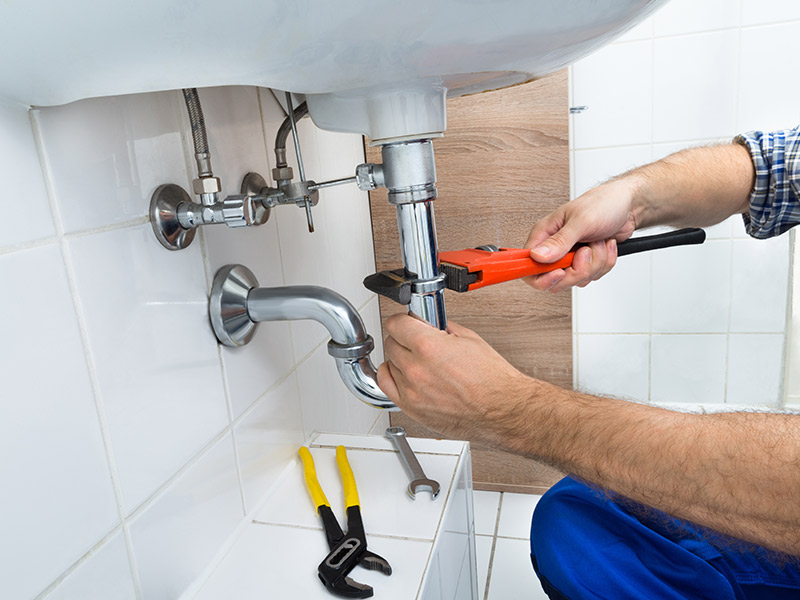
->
[[313, 128, 374, 307], [319, 184, 374, 309], [296, 343, 388, 442], [0, 245, 119, 600], [727, 334, 784, 406], [0, 98, 54, 247], [188, 87, 270, 196], [496, 493, 542, 540], [67, 225, 229, 511], [738, 22, 800, 137], [573, 145, 652, 197], [275, 200, 335, 363], [234, 373, 304, 512], [651, 240, 731, 333], [44, 534, 136, 600], [575, 252, 650, 334], [732, 214, 751, 239], [204, 222, 295, 418], [729, 236, 790, 333], [35, 92, 189, 233], [183, 88, 291, 416], [363, 296, 385, 364], [651, 334, 727, 404], [653, 0, 740, 36], [653, 31, 739, 142], [572, 40, 653, 149], [577, 334, 650, 401], [615, 17, 653, 42], [473, 491, 501, 536], [788, 236, 800, 401], [741, 0, 800, 26], [487, 538, 548, 600], [6, 84, 384, 598], [130, 434, 243, 600]]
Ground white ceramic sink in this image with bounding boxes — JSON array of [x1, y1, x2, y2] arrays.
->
[[0, 0, 666, 139]]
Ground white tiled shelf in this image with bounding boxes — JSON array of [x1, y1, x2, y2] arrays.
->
[[193, 433, 477, 600]]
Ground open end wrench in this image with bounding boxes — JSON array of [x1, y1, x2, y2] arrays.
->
[[384, 427, 440, 500]]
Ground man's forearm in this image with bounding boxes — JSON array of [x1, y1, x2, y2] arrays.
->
[[507, 379, 800, 556], [625, 144, 755, 230]]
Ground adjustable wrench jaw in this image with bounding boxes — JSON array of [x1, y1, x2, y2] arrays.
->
[[317, 506, 391, 598]]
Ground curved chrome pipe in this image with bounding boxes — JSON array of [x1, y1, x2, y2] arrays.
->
[[209, 264, 396, 410]]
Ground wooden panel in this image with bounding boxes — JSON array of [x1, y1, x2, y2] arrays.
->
[[366, 71, 570, 493]]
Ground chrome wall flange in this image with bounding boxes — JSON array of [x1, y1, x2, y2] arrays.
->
[[241, 172, 269, 198], [209, 264, 259, 347], [150, 184, 197, 250]]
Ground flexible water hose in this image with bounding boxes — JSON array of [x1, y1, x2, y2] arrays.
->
[[181, 88, 213, 178]]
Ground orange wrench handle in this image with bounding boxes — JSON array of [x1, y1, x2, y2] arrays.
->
[[439, 247, 575, 291]]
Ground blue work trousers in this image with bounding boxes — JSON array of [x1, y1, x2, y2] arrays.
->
[[530, 476, 800, 599]]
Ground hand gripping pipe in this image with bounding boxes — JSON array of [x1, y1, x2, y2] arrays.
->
[[209, 264, 396, 410]]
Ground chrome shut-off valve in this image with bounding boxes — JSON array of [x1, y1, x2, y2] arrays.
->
[[150, 88, 385, 249]]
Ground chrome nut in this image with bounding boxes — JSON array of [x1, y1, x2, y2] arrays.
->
[[356, 163, 384, 191], [271, 166, 293, 182], [192, 176, 221, 195]]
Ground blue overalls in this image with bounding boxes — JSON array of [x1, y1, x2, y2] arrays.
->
[[530, 476, 800, 599]]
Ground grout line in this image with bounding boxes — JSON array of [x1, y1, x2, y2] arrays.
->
[[781, 230, 796, 407], [62, 216, 151, 240], [0, 234, 59, 256], [723, 238, 735, 403], [30, 108, 146, 599], [575, 137, 731, 153], [483, 492, 504, 600], [578, 331, 774, 336], [733, 0, 744, 133], [609, 17, 800, 48], [124, 424, 236, 523], [33, 524, 127, 600], [0, 216, 153, 257]]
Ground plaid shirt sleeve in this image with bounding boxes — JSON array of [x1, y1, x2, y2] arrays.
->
[[734, 126, 800, 239]]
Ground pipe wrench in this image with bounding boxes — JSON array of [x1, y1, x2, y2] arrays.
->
[[438, 227, 706, 292]]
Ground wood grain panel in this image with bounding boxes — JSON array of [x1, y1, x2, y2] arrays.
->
[[366, 71, 570, 493]]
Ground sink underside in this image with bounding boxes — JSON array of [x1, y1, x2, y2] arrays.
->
[[1, 0, 666, 138]]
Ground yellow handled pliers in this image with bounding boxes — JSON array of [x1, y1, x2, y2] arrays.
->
[[299, 445, 392, 598]]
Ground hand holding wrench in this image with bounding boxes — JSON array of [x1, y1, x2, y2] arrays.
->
[[384, 427, 440, 500]]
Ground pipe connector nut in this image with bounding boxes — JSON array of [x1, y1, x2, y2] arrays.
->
[[192, 176, 221, 195], [356, 163, 385, 191], [272, 166, 293, 182], [327, 336, 375, 360]]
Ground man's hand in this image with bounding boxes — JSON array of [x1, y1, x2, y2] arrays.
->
[[523, 143, 755, 293], [524, 177, 640, 292], [377, 314, 532, 445]]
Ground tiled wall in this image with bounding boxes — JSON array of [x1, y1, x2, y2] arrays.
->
[[570, 0, 799, 409], [1, 86, 389, 599]]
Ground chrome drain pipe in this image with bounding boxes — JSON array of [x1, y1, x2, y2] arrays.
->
[[209, 264, 396, 410], [364, 139, 448, 330]]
